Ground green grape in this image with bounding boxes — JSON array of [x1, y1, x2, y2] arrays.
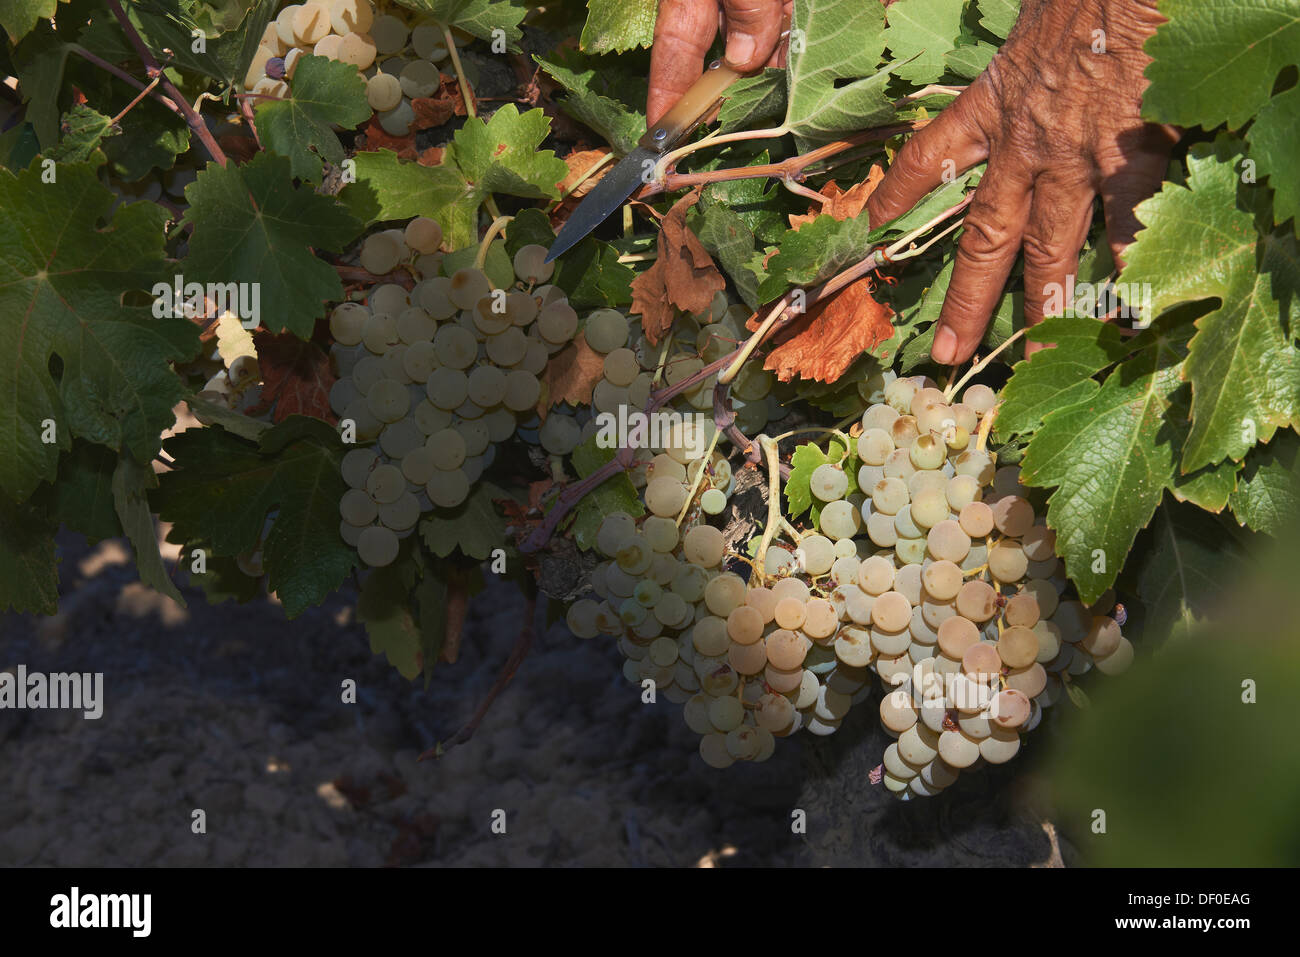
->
[[884, 378, 916, 413], [642, 516, 679, 553], [466, 365, 507, 407], [330, 378, 359, 417], [396, 307, 436, 345], [351, 355, 385, 395], [909, 433, 946, 470], [448, 268, 491, 311], [810, 463, 848, 502], [699, 487, 727, 515], [369, 283, 409, 316], [602, 348, 639, 387], [401, 445, 438, 485], [799, 534, 835, 575], [413, 399, 452, 435], [401, 341, 438, 382], [341, 448, 378, 489], [360, 233, 404, 275], [340, 488, 378, 525], [433, 324, 477, 369], [417, 277, 458, 320], [537, 301, 579, 345], [486, 327, 528, 366], [427, 367, 469, 409], [364, 464, 405, 504], [378, 491, 420, 531], [963, 383, 997, 415], [539, 414, 581, 455], [329, 301, 368, 345], [366, 378, 411, 423], [378, 418, 423, 459], [927, 519, 971, 563], [644, 477, 687, 518], [482, 407, 517, 443], [615, 536, 653, 575], [911, 488, 948, 528], [428, 428, 467, 470], [357, 525, 400, 567], [426, 468, 469, 508], [457, 419, 490, 457], [682, 525, 725, 567], [633, 579, 663, 608], [403, 216, 442, 254], [894, 504, 923, 539], [472, 296, 513, 336], [583, 309, 630, 353]]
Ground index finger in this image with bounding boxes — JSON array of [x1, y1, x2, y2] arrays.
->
[[648, 0, 720, 127]]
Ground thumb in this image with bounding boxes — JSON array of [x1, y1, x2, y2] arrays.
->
[[721, 0, 784, 71]]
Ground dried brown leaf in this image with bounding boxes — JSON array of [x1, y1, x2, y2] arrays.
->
[[630, 190, 725, 344], [538, 332, 605, 419], [246, 333, 337, 423], [761, 276, 894, 384], [788, 164, 885, 230]]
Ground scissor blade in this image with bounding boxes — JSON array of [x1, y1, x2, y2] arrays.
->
[[545, 147, 655, 264]]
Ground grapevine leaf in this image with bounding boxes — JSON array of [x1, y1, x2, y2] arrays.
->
[[1142, 0, 1300, 131], [395, 0, 525, 45], [112, 453, 184, 605], [1169, 458, 1239, 513], [419, 481, 507, 560], [784, 0, 896, 144], [1130, 499, 1245, 639], [785, 442, 828, 519], [153, 417, 356, 618], [185, 395, 272, 442], [718, 69, 787, 134], [788, 170, 883, 230], [883, 0, 967, 84], [45, 104, 117, 163], [35, 441, 121, 541], [10, 18, 75, 146], [944, 40, 996, 79], [0, 0, 57, 43], [975, 0, 1019, 38], [758, 172, 976, 300], [580, 0, 656, 54], [85, 70, 190, 182], [1229, 429, 1300, 534], [535, 52, 644, 156], [344, 106, 567, 248], [246, 332, 336, 423], [1118, 139, 1300, 471], [996, 316, 1131, 436], [182, 151, 362, 339], [553, 239, 635, 309], [630, 191, 725, 344], [762, 276, 895, 383], [691, 195, 761, 309], [701, 150, 787, 245], [1019, 330, 1188, 604], [254, 54, 371, 182], [186, 548, 263, 606], [0, 159, 197, 502], [1248, 85, 1300, 228], [539, 332, 605, 418], [567, 435, 644, 550], [359, 558, 423, 680], [0, 497, 58, 615]]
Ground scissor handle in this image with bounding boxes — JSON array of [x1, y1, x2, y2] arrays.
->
[[638, 59, 744, 153]]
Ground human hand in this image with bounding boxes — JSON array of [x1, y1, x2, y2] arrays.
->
[[865, 0, 1179, 365], [647, 0, 792, 127]]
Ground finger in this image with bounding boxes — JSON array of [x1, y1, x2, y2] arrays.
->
[[930, 158, 1033, 365], [1021, 174, 1096, 357], [647, 0, 719, 126], [866, 81, 991, 230], [1097, 123, 1178, 270], [720, 0, 784, 71]]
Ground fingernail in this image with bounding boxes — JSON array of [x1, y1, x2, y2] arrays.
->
[[726, 35, 756, 67], [932, 325, 958, 364]]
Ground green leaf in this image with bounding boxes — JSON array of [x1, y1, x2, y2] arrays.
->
[[187, 548, 263, 606], [501, 209, 633, 307], [0, 159, 197, 502], [503, 206, 557, 256], [1142, 0, 1300, 131], [1247, 85, 1300, 227], [182, 151, 362, 339], [581, 0, 656, 54], [883, 0, 967, 84], [1062, 677, 1091, 710], [718, 69, 788, 134], [975, 0, 1019, 38], [1119, 140, 1300, 472], [112, 453, 184, 605], [700, 152, 787, 244], [10, 18, 75, 146], [44, 104, 117, 163], [0, 0, 57, 43], [153, 418, 357, 618], [783, 0, 896, 145], [943, 40, 996, 79], [254, 54, 371, 182], [416, 571, 448, 681], [786, 441, 835, 521], [1229, 429, 1300, 534], [419, 480, 507, 560], [344, 106, 567, 248], [359, 557, 422, 680], [758, 173, 975, 300], [691, 195, 761, 309], [0, 496, 58, 614], [567, 435, 643, 550], [87, 71, 190, 182], [535, 52, 644, 155], [393, 0, 526, 46], [185, 395, 272, 442], [36, 441, 121, 540], [996, 316, 1132, 436], [1019, 331, 1187, 604]]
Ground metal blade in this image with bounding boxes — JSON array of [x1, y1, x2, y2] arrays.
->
[[545, 147, 655, 263]]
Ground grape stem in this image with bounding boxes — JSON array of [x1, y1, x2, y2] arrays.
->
[[442, 26, 477, 118], [104, 0, 228, 167], [475, 215, 514, 269], [975, 401, 1000, 453], [419, 589, 536, 761], [752, 435, 785, 586], [69, 47, 182, 116], [943, 327, 1028, 403], [674, 424, 725, 527], [771, 425, 852, 451], [106, 74, 161, 126]]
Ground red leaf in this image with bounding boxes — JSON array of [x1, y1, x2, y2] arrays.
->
[[760, 276, 895, 384], [788, 165, 885, 230], [538, 332, 605, 420], [630, 190, 726, 344], [247, 333, 337, 423]]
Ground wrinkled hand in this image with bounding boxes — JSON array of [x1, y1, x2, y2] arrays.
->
[[866, 0, 1178, 365], [647, 0, 792, 127]]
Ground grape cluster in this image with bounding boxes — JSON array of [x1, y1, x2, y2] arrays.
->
[[247, 0, 450, 137], [332, 221, 577, 567], [562, 369, 1135, 783]]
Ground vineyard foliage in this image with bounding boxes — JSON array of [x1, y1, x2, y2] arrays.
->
[[0, 0, 1296, 685]]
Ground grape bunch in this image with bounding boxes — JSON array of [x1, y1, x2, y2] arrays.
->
[[561, 369, 1135, 784], [331, 220, 578, 568], [246, 0, 450, 137]]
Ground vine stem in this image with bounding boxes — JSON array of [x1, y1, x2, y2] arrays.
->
[[105, 0, 227, 167], [654, 124, 791, 182], [107, 74, 160, 126], [674, 424, 724, 527], [771, 425, 852, 450], [442, 25, 476, 118], [975, 402, 1000, 453], [69, 46, 180, 114], [943, 327, 1028, 402], [752, 435, 784, 585], [475, 215, 513, 269]]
